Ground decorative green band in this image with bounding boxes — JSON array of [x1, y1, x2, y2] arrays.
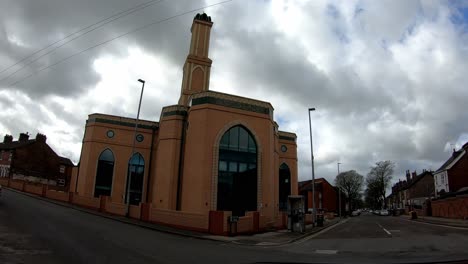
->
[[279, 135, 295, 141], [192, 96, 270, 115], [162, 110, 188, 117], [88, 118, 157, 130]]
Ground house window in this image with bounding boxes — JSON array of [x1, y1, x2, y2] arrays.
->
[[60, 165, 65, 173], [8, 152, 12, 161], [441, 174, 445, 184], [0, 150, 3, 160]]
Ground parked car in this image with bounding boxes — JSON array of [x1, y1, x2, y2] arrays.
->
[[380, 209, 390, 216], [351, 210, 360, 216]]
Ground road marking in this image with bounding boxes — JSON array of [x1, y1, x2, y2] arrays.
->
[[377, 223, 392, 236], [315, 249, 337, 254], [382, 228, 391, 235], [388, 230, 400, 232], [291, 219, 349, 244]]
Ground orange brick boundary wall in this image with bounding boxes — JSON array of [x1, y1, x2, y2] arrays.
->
[[0, 178, 272, 235], [432, 195, 468, 219]]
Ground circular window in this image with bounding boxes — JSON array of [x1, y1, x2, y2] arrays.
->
[[136, 134, 144, 142], [106, 130, 114, 138], [281, 145, 287, 153]]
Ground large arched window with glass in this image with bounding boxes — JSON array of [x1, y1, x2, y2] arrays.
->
[[217, 125, 257, 216], [94, 149, 115, 197], [126, 153, 145, 205], [279, 163, 291, 211]]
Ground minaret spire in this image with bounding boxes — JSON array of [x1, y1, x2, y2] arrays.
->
[[178, 13, 213, 106]]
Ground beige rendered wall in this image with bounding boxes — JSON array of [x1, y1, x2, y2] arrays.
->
[[278, 138, 298, 196], [180, 104, 277, 219], [152, 115, 184, 210], [77, 120, 154, 203]]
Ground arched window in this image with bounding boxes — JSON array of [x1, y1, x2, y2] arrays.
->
[[125, 153, 145, 205], [217, 125, 257, 216], [279, 163, 291, 211], [94, 149, 115, 197]]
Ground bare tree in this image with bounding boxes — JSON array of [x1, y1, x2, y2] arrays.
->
[[366, 160, 395, 209], [335, 170, 364, 212]]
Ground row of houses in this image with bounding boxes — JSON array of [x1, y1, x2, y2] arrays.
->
[[387, 142, 468, 218], [0, 133, 75, 190]]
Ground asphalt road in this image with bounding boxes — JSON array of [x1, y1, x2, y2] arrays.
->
[[1, 189, 468, 264]]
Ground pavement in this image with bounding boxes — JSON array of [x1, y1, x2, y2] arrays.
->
[[2, 188, 468, 264], [399, 214, 468, 228]]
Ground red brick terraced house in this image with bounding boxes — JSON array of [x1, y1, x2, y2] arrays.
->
[[434, 142, 468, 197], [298, 178, 344, 214], [0, 133, 74, 189]]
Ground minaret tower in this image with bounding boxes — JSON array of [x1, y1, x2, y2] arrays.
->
[[178, 13, 213, 106]]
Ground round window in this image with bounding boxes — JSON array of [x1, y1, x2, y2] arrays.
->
[[281, 145, 287, 153], [106, 130, 114, 138], [136, 134, 144, 142]]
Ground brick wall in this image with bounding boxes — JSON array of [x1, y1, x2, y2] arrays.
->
[[12, 142, 61, 181], [129, 205, 141, 219], [46, 189, 69, 202], [24, 183, 43, 196], [150, 207, 209, 231], [72, 194, 100, 210], [432, 195, 468, 219], [237, 216, 253, 233], [0, 177, 8, 186], [105, 198, 127, 216], [9, 180, 24, 190], [408, 172, 434, 199], [321, 180, 337, 212], [448, 154, 468, 192]]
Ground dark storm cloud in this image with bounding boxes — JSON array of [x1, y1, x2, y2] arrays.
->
[[0, 0, 206, 98]]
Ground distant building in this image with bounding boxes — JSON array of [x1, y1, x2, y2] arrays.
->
[[406, 170, 434, 210], [298, 178, 344, 213], [0, 133, 74, 189], [434, 142, 468, 197], [388, 170, 434, 214]]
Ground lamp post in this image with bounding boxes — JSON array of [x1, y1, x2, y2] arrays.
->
[[337, 162, 341, 218], [308, 107, 316, 226], [125, 79, 145, 217]]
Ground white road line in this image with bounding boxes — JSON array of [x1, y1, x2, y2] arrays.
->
[[377, 223, 392, 236], [382, 228, 391, 235], [291, 219, 349, 244], [315, 249, 338, 254]]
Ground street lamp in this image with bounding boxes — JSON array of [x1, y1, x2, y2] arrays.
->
[[125, 79, 145, 217], [308, 107, 316, 226], [337, 162, 341, 218]]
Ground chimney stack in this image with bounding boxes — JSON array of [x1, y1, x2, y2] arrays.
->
[[35, 133, 47, 143], [411, 171, 417, 180], [19, 133, 29, 142], [3, 134, 13, 143], [406, 170, 411, 182]]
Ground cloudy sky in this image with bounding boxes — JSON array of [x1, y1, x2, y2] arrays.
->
[[1, 0, 467, 187]]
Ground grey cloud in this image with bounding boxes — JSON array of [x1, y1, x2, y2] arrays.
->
[[0, 0, 467, 187]]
